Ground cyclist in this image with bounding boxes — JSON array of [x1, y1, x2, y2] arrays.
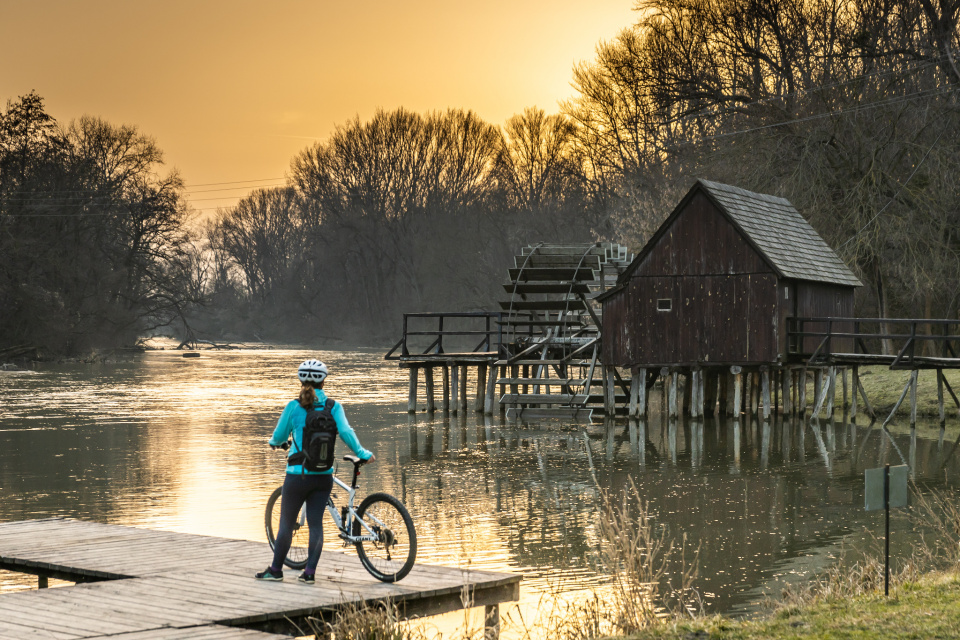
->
[[255, 359, 375, 584]]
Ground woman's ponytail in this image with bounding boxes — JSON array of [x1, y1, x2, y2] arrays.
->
[[299, 383, 317, 408]]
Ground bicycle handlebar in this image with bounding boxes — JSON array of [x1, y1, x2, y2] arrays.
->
[[270, 441, 290, 451]]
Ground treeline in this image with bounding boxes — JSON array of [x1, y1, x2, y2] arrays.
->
[[3, 0, 959, 354], [0, 93, 201, 355]]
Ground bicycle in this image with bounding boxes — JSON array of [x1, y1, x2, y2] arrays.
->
[[265, 446, 417, 583]]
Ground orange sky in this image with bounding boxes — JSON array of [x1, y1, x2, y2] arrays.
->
[[2, 0, 636, 213]]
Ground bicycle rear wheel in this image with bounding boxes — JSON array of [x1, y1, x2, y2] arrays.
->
[[265, 486, 309, 570], [353, 492, 417, 582]]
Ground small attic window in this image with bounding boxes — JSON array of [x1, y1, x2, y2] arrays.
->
[[657, 298, 672, 312]]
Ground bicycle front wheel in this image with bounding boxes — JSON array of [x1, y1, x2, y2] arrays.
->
[[265, 486, 309, 570], [353, 492, 417, 582]]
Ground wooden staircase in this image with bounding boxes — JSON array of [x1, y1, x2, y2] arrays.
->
[[496, 243, 633, 419]]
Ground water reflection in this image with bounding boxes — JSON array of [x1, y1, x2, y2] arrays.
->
[[1, 350, 959, 617]]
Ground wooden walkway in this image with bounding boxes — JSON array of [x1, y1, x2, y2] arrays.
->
[[0, 518, 520, 639]]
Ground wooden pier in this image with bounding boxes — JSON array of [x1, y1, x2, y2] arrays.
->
[[0, 518, 519, 639]]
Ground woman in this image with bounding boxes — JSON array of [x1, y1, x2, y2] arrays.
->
[[255, 359, 375, 584]]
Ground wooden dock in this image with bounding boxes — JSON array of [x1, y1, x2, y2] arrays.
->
[[0, 518, 520, 639]]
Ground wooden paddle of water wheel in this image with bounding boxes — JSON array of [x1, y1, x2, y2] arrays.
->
[[496, 243, 633, 419]]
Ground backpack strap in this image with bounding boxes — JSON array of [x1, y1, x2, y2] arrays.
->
[[286, 398, 337, 467]]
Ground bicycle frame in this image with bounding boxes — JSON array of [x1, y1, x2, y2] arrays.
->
[[291, 461, 382, 545]]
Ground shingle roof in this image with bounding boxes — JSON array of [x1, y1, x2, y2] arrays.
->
[[698, 179, 863, 287]]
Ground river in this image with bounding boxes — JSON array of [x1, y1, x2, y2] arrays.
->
[[1, 346, 958, 625]]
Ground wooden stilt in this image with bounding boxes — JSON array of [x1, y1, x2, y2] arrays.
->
[[408, 367, 419, 413], [629, 370, 641, 417], [732, 367, 742, 416], [799, 368, 808, 416], [841, 367, 848, 413], [425, 367, 436, 413], [704, 370, 718, 416], [451, 365, 459, 415], [669, 370, 679, 418], [851, 366, 859, 421], [475, 364, 487, 412], [726, 371, 737, 416], [782, 368, 792, 416], [604, 366, 616, 416], [941, 372, 960, 418], [773, 369, 779, 414], [750, 372, 760, 416], [761, 367, 770, 420], [638, 367, 648, 416], [441, 365, 450, 413], [717, 371, 728, 416], [484, 363, 498, 415], [690, 369, 701, 418], [938, 369, 946, 427], [826, 367, 836, 419], [813, 370, 822, 416], [882, 374, 914, 428], [811, 371, 831, 418], [459, 365, 469, 413], [856, 373, 876, 420], [909, 369, 918, 427]]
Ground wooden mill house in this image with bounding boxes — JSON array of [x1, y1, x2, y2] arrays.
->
[[597, 179, 862, 419]]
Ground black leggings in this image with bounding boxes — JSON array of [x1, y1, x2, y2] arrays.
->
[[271, 472, 334, 573]]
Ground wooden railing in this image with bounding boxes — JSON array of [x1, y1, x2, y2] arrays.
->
[[788, 317, 960, 367], [384, 312, 502, 359]]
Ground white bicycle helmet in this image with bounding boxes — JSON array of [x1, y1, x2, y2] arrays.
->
[[297, 359, 328, 385]]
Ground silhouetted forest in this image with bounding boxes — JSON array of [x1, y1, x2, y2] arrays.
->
[[3, 0, 959, 355]]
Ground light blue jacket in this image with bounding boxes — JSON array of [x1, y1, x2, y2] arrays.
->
[[269, 389, 372, 475]]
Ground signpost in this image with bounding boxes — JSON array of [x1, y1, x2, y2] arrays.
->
[[864, 464, 909, 595]]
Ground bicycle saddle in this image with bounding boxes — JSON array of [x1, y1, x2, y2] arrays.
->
[[343, 454, 364, 464]]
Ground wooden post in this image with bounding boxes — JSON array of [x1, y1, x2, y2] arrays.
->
[[629, 370, 641, 417], [484, 363, 498, 415], [841, 367, 848, 413], [773, 369, 779, 414], [909, 369, 918, 427], [732, 366, 742, 416], [604, 366, 616, 416], [826, 367, 836, 419], [782, 368, 792, 416], [799, 368, 807, 416], [638, 367, 648, 416], [669, 370, 679, 418], [690, 369, 700, 418], [407, 366, 419, 413], [717, 372, 728, 416], [38, 575, 48, 589], [851, 366, 859, 420], [459, 365, 469, 413], [938, 369, 946, 427], [485, 604, 500, 640], [813, 370, 822, 416], [761, 367, 771, 420], [451, 365, 459, 415], [425, 367, 436, 413], [441, 365, 450, 413], [704, 370, 718, 416], [475, 364, 487, 412], [750, 372, 760, 416]]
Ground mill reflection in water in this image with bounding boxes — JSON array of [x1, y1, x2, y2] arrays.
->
[[0, 349, 957, 617]]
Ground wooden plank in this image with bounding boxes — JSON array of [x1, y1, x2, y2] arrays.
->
[[497, 378, 587, 386], [101, 626, 292, 639], [499, 394, 588, 405], [0, 619, 82, 640], [501, 283, 592, 294]]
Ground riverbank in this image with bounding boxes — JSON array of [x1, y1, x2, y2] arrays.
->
[[619, 569, 960, 639]]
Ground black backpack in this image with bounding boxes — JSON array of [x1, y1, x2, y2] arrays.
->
[[288, 398, 338, 472]]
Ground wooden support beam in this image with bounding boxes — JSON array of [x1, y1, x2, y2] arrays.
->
[[910, 369, 918, 427], [750, 372, 760, 416], [669, 370, 679, 418], [690, 369, 701, 418], [475, 364, 487, 412], [811, 370, 831, 418], [881, 373, 914, 429], [851, 366, 859, 420], [761, 367, 770, 420], [408, 367, 419, 413], [941, 372, 960, 418], [813, 369, 822, 416], [826, 367, 836, 419], [459, 365, 469, 413], [425, 367, 436, 413], [841, 367, 848, 413], [638, 368, 648, 416], [938, 369, 946, 427], [799, 368, 807, 417], [451, 365, 459, 415], [484, 363, 498, 415], [629, 371, 641, 417], [856, 373, 876, 420], [604, 366, 616, 416], [782, 368, 792, 416], [441, 365, 450, 413], [731, 366, 742, 416]]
